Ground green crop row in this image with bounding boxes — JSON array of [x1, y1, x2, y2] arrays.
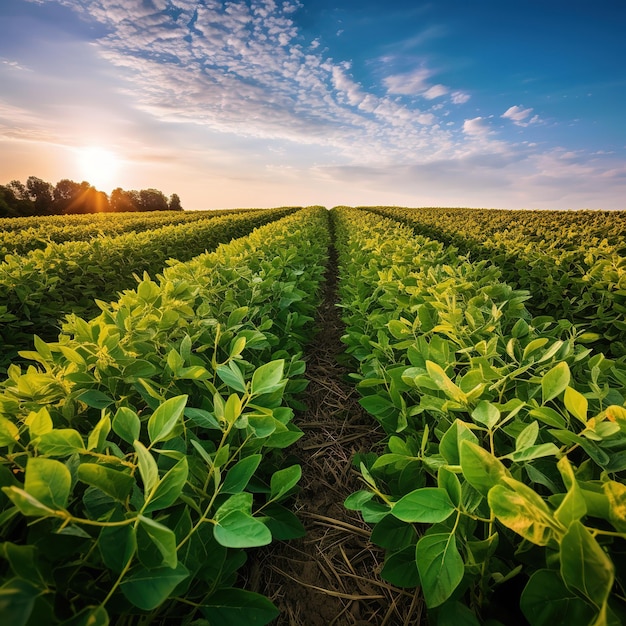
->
[[333, 207, 626, 626], [365, 207, 626, 359], [0, 207, 298, 373], [0, 206, 330, 625], [0, 208, 289, 259]]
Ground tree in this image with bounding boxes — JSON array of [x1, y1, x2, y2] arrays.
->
[[26, 176, 54, 215], [168, 193, 183, 211], [139, 188, 169, 212], [0, 184, 35, 217]]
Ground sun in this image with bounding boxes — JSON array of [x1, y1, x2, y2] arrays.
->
[[75, 146, 120, 190]]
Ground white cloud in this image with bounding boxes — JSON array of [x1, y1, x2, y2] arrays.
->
[[451, 91, 470, 104], [502, 105, 540, 127], [463, 116, 491, 137]]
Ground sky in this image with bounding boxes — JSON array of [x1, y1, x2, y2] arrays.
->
[[0, 0, 625, 211]]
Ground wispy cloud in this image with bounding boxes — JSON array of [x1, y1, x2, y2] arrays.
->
[[502, 105, 540, 127]]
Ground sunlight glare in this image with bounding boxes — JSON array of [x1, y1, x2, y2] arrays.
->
[[76, 146, 120, 190]]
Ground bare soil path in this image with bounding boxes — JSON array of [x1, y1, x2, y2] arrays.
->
[[247, 240, 424, 625]]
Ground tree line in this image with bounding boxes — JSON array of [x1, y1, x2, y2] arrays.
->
[[0, 176, 182, 218]]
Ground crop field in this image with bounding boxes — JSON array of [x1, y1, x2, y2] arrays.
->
[[1, 206, 625, 626]]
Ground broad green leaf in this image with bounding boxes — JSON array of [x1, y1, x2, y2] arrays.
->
[[77, 464, 134, 502], [471, 401, 500, 429], [250, 360, 285, 396], [0, 417, 19, 447], [371, 514, 417, 551], [344, 490, 374, 511], [416, 532, 464, 608], [214, 511, 272, 548], [147, 395, 188, 444], [216, 362, 247, 394], [112, 407, 141, 444], [0, 543, 41, 583], [99, 525, 137, 573], [555, 474, 587, 528], [0, 578, 42, 626], [488, 484, 557, 546], [222, 455, 262, 494], [392, 488, 455, 523], [523, 338, 549, 361], [516, 421, 539, 451], [76, 389, 115, 409], [87, 414, 111, 452], [380, 546, 420, 588], [504, 442, 560, 463], [25, 457, 71, 509], [36, 429, 85, 457], [134, 441, 158, 494], [521, 569, 595, 626], [200, 588, 279, 626], [459, 440, 510, 496], [436, 600, 481, 626], [438, 467, 462, 507], [26, 408, 52, 438], [542, 362, 570, 403], [560, 520, 614, 610], [269, 464, 301, 501], [1, 487, 55, 518], [144, 457, 189, 513], [439, 419, 478, 465], [138, 516, 178, 569], [564, 387, 588, 425], [426, 361, 467, 404], [223, 393, 242, 425], [262, 503, 306, 540], [120, 563, 189, 611]]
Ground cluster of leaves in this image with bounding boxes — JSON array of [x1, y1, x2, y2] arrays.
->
[[0, 208, 261, 258], [0, 207, 298, 372], [366, 206, 626, 358], [333, 207, 626, 626], [0, 206, 330, 625]]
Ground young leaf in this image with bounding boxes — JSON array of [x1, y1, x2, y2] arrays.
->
[[416, 532, 464, 608], [214, 511, 272, 548], [216, 362, 247, 394], [134, 441, 158, 494], [147, 395, 188, 445], [426, 361, 467, 404], [542, 362, 570, 404], [222, 455, 262, 494], [250, 360, 285, 396], [112, 407, 141, 444], [144, 457, 189, 513], [471, 401, 500, 429], [269, 465, 301, 501], [564, 386, 588, 425], [26, 407, 53, 438]]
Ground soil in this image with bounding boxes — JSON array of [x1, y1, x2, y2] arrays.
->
[[243, 244, 425, 625]]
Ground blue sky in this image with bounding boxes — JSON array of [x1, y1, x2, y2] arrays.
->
[[0, 0, 624, 210]]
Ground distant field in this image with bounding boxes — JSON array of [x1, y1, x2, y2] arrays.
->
[[1, 206, 625, 626]]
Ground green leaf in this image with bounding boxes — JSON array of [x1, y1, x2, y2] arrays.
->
[[416, 532, 464, 608], [392, 488, 455, 523], [381, 546, 420, 587], [26, 408, 52, 438], [112, 407, 141, 444], [76, 389, 115, 409], [138, 516, 178, 569], [370, 514, 417, 551], [438, 467, 462, 507], [269, 464, 301, 501], [0, 578, 42, 626], [488, 483, 556, 546], [439, 419, 478, 465], [59, 605, 110, 626], [560, 520, 614, 610], [223, 394, 242, 425], [99, 525, 137, 573], [0, 417, 19, 448], [214, 511, 272, 548], [505, 443, 560, 463], [542, 362, 570, 403], [516, 421, 539, 451], [25, 457, 71, 509], [0, 543, 42, 583], [147, 395, 188, 445], [521, 569, 595, 626], [262, 504, 305, 540], [459, 440, 510, 496], [134, 441, 158, 494], [426, 361, 467, 404], [120, 562, 189, 611], [436, 600, 481, 626], [1, 487, 55, 518], [77, 464, 134, 502], [36, 429, 85, 457], [87, 414, 111, 452], [564, 387, 588, 425], [471, 401, 500, 429], [222, 455, 262, 494], [144, 457, 189, 513], [216, 362, 247, 394], [603, 480, 626, 532], [201, 588, 279, 626], [250, 360, 285, 396]]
